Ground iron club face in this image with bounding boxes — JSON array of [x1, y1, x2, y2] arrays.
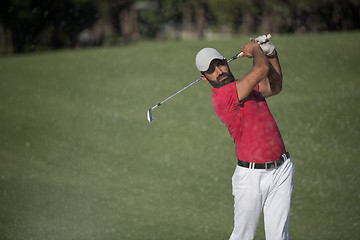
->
[[147, 109, 153, 123]]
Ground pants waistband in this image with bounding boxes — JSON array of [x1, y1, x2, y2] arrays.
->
[[237, 152, 290, 170]]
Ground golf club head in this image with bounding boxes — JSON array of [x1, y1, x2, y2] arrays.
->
[[147, 109, 153, 123]]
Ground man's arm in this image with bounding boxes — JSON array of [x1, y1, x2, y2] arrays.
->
[[259, 50, 283, 98], [235, 41, 269, 101]]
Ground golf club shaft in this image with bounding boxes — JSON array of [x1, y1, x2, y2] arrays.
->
[[149, 51, 243, 111], [149, 77, 201, 111]]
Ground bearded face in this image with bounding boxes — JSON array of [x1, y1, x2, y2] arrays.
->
[[202, 59, 235, 88]]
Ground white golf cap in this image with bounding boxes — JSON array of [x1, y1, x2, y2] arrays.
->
[[195, 48, 224, 72]]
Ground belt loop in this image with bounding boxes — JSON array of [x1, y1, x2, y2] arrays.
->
[[249, 162, 254, 169]]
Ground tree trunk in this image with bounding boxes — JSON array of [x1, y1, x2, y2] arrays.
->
[[182, 3, 192, 31], [241, 12, 255, 34], [120, 4, 138, 43], [12, 27, 26, 53], [196, 2, 206, 39], [0, 20, 8, 53]]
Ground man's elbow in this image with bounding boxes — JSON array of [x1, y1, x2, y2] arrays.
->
[[273, 85, 282, 95], [258, 64, 270, 80], [271, 78, 283, 95]]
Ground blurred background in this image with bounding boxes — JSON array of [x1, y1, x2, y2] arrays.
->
[[1, 1, 360, 240], [0, 0, 359, 54]]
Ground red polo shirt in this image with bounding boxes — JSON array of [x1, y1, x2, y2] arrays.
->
[[212, 81, 285, 163]]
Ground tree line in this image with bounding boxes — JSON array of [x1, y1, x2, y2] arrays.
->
[[0, 0, 359, 53]]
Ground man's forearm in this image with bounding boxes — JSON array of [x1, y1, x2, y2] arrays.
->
[[236, 45, 269, 101], [252, 47, 269, 79], [267, 50, 282, 79], [266, 51, 283, 95]]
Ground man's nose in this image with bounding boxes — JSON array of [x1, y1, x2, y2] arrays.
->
[[215, 66, 223, 75]]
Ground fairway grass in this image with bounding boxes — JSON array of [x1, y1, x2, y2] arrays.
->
[[0, 31, 359, 240]]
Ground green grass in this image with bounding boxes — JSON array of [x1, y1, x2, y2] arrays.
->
[[0, 31, 359, 240]]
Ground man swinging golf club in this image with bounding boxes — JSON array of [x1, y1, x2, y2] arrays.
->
[[195, 36, 295, 240]]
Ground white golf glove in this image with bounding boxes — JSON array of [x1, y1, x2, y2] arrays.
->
[[254, 35, 268, 44], [255, 34, 275, 56]]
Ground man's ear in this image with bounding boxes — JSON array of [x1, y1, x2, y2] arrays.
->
[[201, 74, 209, 83]]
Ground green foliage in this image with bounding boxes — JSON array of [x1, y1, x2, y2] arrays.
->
[[0, 0, 99, 52], [0, 32, 359, 239], [1, 0, 360, 53]]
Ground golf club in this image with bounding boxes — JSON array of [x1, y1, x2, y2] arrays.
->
[[146, 34, 271, 123]]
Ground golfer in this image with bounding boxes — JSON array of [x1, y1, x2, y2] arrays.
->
[[195, 36, 295, 240]]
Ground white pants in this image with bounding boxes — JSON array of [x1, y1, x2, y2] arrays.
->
[[229, 158, 294, 240]]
